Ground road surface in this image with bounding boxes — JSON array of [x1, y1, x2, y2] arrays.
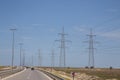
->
[[3, 68, 52, 80]]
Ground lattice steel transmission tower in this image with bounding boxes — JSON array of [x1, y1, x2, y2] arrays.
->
[[32, 55, 34, 66], [10, 28, 16, 71], [51, 49, 55, 68], [38, 49, 42, 67], [86, 29, 96, 68], [56, 27, 69, 68], [19, 43, 23, 66], [22, 50, 25, 66]]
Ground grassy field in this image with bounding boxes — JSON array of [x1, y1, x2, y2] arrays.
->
[[54, 67, 120, 80]]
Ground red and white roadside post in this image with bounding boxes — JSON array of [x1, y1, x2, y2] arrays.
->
[[71, 72, 75, 80]]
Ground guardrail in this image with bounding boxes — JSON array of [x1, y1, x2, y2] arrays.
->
[[0, 68, 23, 79], [40, 70, 64, 80]]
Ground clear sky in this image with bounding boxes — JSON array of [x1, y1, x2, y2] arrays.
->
[[0, 0, 120, 68]]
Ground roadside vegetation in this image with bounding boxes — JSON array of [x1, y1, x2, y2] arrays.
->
[[0, 66, 11, 71], [54, 67, 120, 80]]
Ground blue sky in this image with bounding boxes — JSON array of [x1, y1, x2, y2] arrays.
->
[[0, 0, 120, 68]]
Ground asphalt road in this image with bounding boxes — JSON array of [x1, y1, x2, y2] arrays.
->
[[3, 69, 52, 80]]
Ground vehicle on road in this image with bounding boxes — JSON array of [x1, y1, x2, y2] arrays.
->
[[31, 67, 34, 70]]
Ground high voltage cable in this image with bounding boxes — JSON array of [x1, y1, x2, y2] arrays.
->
[[94, 14, 120, 28]]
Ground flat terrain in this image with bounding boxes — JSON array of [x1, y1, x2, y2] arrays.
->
[[53, 67, 120, 80], [0, 66, 11, 71]]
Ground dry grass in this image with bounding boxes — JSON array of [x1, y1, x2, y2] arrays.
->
[[0, 66, 10, 70], [0, 66, 6, 69], [54, 67, 120, 80]]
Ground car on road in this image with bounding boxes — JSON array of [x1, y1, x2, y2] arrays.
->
[[31, 67, 34, 70]]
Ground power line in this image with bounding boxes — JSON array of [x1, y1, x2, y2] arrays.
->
[[93, 15, 120, 29]]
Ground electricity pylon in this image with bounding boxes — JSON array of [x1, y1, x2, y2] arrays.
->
[[38, 49, 42, 67], [51, 49, 54, 68], [19, 43, 23, 66], [10, 28, 16, 71], [86, 29, 96, 68], [56, 27, 70, 68], [22, 50, 25, 66], [51, 49, 55, 72]]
